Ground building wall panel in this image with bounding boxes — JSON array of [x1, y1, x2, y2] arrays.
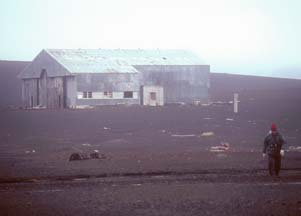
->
[[142, 85, 164, 106], [136, 65, 210, 103], [46, 77, 64, 108], [22, 79, 38, 108], [66, 76, 77, 108], [76, 73, 139, 92], [75, 73, 140, 105], [76, 98, 139, 106]]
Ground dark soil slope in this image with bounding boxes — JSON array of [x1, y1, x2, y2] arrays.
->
[[0, 61, 30, 107], [210, 73, 301, 100]]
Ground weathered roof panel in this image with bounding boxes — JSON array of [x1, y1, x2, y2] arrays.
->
[[45, 49, 205, 74]]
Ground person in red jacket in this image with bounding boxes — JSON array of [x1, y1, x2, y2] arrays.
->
[[263, 123, 285, 176]]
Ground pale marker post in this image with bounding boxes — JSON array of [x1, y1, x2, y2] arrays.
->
[[234, 93, 239, 113]]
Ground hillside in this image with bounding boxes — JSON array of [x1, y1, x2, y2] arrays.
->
[[210, 73, 301, 100], [0, 61, 29, 107]]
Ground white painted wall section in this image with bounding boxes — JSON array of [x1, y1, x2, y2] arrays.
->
[[142, 86, 164, 106]]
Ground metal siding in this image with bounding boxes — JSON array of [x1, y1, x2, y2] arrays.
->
[[66, 76, 77, 108], [46, 77, 64, 108], [22, 78, 38, 108], [76, 73, 139, 92], [76, 98, 139, 106], [137, 65, 210, 103], [75, 73, 140, 106], [39, 70, 47, 107]]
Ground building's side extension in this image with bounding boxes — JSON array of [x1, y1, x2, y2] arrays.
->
[[136, 65, 210, 104], [141, 85, 164, 106]]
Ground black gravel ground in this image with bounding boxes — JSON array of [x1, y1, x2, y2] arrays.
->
[[0, 69, 301, 215]]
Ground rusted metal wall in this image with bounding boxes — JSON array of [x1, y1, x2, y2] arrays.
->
[[135, 65, 210, 103]]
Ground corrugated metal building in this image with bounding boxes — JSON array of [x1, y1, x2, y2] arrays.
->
[[18, 49, 210, 108]]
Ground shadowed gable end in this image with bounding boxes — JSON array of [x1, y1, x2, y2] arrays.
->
[[18, 49, 71, 79]]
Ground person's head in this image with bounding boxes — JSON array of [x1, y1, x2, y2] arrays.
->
[[271, 123, 277, 134]]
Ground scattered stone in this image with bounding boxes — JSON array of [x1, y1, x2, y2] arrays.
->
[[69, 151, 106, 161], [288, 146, 301, 152], [82, 143, 91, 146], [25, 150, 36, 154], [90, 152, 100, 159], [171, 134, 196, 138], [201, 103, 212, 106], [210, 142, 230, 152], [69, 153, 89, 161], [201, 132, 215, 137]]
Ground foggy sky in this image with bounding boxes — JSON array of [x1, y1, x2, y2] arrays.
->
[[0, 0, 300, 79]]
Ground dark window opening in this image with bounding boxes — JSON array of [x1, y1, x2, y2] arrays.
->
[[150, 92, 157, 100], [40, 69, 47, 78], [124, 91, 133, 98], [104, 91, 113, 98], [83, 91, 93, 99], [88, 92, 92, 98], [30, 96, 34, 107]]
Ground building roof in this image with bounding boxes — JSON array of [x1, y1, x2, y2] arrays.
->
[[45, 49, 206, 74]]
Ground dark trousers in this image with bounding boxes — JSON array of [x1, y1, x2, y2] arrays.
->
[[268, 154, 281, 176]]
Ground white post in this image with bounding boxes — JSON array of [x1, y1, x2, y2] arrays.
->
[[234, 93, 239, 113]]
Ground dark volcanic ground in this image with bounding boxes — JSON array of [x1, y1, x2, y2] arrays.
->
[[0, 61, 301, 215], [0, 90, 301, 215], [0, 101, 301, 178], [1, 174, 301, 216]]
